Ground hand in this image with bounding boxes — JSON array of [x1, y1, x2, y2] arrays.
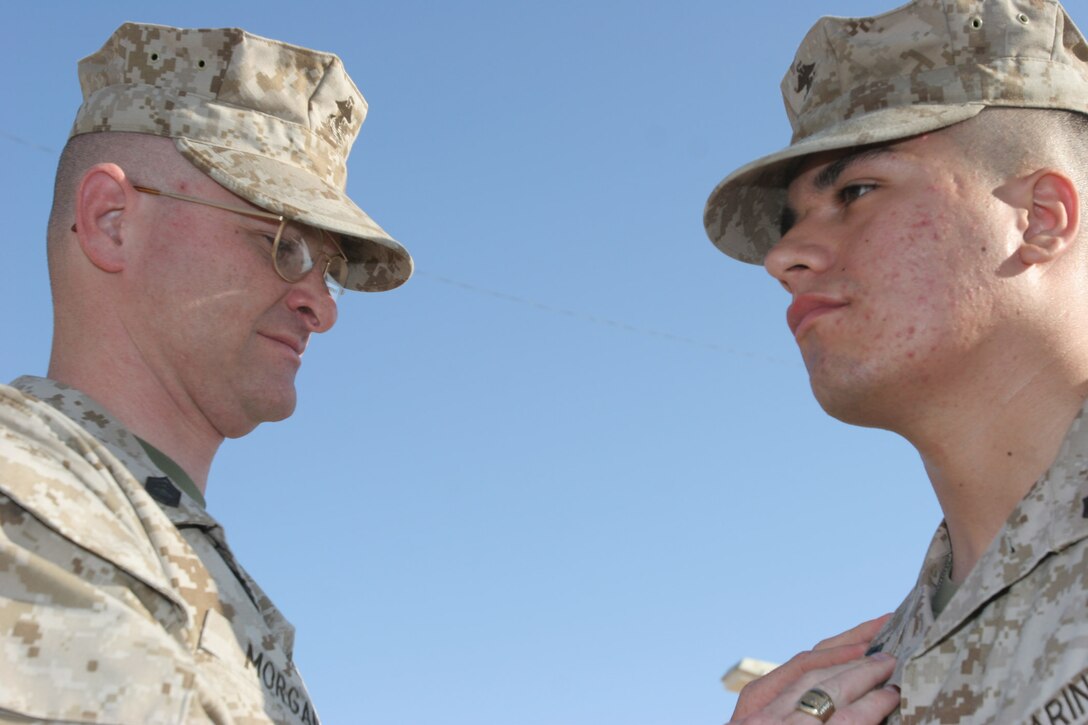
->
[[729, 615, 899, 724]]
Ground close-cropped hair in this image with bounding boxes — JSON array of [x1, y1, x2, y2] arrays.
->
[[952, 108, 1088, 190], [47, 133, 185, 256]]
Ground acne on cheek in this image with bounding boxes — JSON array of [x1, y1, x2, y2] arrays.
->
[[912, 197, 942, 221]]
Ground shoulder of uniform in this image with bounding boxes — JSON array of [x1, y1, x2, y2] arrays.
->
[[0, 382, 181, 600]]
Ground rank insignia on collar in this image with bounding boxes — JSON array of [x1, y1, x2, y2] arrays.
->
[[145, 476, 181, 508]]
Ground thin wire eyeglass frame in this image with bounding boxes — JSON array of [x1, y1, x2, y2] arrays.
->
[[131, 185, 348, 299]]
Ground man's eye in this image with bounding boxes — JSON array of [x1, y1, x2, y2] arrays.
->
[[839, 183, 876, 205]]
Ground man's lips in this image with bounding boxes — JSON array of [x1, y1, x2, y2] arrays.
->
[[261, 333, 306, 356], [787, 295, 848, 337]]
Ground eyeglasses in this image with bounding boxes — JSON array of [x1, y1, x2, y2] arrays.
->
[[132, 185, 349, 299]]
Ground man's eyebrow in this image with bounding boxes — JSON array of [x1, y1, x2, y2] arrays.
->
[[812, 146, 892, 191]]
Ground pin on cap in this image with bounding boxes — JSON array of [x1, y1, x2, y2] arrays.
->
[[73, 22, 412, 292]]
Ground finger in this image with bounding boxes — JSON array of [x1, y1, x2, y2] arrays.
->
[[816, 652, 896, 706], [827, 685, 900, 725], [732, 644, 870, 718], [733, 615, 893, 720], [782, 654, 897, 724], [812, 614, 893, 651]]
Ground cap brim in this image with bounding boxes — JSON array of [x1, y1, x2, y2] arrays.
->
[[703, 103, 986, 264], [176, 138, 413, 292]]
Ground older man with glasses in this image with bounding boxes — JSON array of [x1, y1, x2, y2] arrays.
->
[[0, 23, 411, 723]]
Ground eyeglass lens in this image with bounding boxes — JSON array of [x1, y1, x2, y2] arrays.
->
[[273, 227, 348, 298]]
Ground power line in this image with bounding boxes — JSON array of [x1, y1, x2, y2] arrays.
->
[[0, 131, 55, 155], [417, 271, 793, 367]]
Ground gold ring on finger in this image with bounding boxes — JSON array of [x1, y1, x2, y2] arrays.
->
[[795, 686, 836, 722]]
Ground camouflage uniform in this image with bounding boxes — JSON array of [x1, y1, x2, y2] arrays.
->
[[0, 377, 319, 724], [868, 405, 1088, 725]]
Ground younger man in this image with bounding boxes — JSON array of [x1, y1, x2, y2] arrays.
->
[[706, 1, 1088, 721]]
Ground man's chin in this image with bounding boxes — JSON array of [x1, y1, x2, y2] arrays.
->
[[260, 393, 298, 424], [229, 388, 298, 436], [811, 378, 897, 431]]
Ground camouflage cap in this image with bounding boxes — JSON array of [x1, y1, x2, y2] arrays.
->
[[703, 0, 1088, 264], [72, 22, 412, 292]]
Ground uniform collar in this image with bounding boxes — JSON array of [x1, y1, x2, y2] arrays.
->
[[8, 375, 298, 658], [886, 400, 1088, 661], [10, 376, 218, 530], [136, 436, 206, 508]]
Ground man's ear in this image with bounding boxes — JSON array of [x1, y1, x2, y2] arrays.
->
[[72, 163, 131, 273], [1016, 169, 1080, 267]]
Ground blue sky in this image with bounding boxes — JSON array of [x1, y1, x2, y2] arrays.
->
[[7, 1, 1061, 722]]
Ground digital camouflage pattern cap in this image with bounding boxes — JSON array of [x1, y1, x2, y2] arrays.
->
[[704, 0, 1088, 264], [72, 22, 412, 292]]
